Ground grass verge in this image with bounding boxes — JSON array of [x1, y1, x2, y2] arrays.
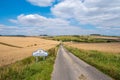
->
[[0, 46, 58, 80], [65, 46, 120, 80]]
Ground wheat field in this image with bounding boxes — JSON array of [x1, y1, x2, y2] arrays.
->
[[0, 36, 59, 66], [65, 42, 120, 53]]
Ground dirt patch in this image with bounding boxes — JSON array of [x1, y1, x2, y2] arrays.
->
[[79, 74, 87, 80]]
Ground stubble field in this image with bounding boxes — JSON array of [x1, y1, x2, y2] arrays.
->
[[0, 36, 59, 66], [65, 42, 120, 53]]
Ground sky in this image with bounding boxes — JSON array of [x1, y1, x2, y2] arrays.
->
[[0, 0, 120, 36]]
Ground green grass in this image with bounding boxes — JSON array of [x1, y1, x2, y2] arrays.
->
[[43, 35, 119, 43], [0, 46, 58, 80], [65, 46, 120, 80]]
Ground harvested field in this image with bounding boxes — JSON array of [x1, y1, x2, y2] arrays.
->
[[0, 36, 59, 66], [91, 36, 120, 40], [65, 42, 120, 53]]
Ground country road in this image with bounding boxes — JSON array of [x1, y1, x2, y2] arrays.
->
[[52, 45, 113, 80]]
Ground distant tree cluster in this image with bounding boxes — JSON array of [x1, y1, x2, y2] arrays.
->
[[39, 34, 48, 36], [90, 34, 101, 36], [0, 35, 26, 37]]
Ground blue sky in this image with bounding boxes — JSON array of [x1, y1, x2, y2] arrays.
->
[[0, 0, 51, 24], [0, 0, 120, 36]]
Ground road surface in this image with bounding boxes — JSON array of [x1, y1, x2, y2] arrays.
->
[[52, 45, 113, 80]]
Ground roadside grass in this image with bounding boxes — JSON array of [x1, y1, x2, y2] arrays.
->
[[65, 46, 120, 80], [0, 46, 58, 80]]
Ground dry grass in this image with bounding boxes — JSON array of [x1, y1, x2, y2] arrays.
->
[[0, 36, 59, 66], [64, 42, 120, 53]]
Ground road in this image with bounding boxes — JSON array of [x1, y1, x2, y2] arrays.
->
[[52, 45, 113, 80]]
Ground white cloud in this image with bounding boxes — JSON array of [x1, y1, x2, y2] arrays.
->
[[1, 23, 119, 36], [6, 14, 101, 35], [26, 0, 55, 7], [0, 24, 46, 35], [9, 14, 91, 35], [0, 23, 92, 35], [51, 0, 120, 29], [51, 0, 82, 18], [10, 14, 69, 27]]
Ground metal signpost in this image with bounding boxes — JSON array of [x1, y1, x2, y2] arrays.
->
[[32, 49, 48, 62]]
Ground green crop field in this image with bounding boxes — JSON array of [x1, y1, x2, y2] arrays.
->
[[0, 46, 58, 80], [65, 46, 120, 80]]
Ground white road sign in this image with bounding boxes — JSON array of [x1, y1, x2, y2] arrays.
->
[[33, 49, 48, 57]]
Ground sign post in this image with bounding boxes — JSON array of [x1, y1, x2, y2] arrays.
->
[[43, 56, 45, 60], [35, 56, 38, 62], [32, 49, 48, 62]]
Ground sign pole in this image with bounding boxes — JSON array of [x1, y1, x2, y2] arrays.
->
[[43, 56, 45, 60], [36, 56, 38, 62]]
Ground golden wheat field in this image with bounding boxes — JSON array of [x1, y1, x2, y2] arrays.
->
[[65, 42, 120, 53], [0, 36, 59, 66], [91, 36, 120, 40]]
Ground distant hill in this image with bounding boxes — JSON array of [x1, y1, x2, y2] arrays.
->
[[0, 35, 26, 37]]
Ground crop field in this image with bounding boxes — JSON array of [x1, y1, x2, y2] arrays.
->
[[45, 35, 120, 43], [65, 42, 120, 53], [0, 36, 59, 66], [91, 36, 120, 40]]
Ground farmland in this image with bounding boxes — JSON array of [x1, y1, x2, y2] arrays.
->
[[0, 35, 120, 80], [64, 42, 120, 53], [44, 35, 120, 43], [45, 35, 120, 53], [0, 36, 59, 66]]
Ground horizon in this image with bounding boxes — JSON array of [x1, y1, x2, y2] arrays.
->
[[0, 34, 120, 37], [0, 0, 120, 36]]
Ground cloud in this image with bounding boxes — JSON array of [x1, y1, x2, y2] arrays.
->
[[5, 13, 101, 35], [9, 14, 93, 35], [51, 0, 120, 29], [0, 24, 21, 35], [1, 23, 119, 36], [0, 24, 46, 35], [26, 0, 55, 7], [10, 14, 69, 27], [0, 23, 92, 35]]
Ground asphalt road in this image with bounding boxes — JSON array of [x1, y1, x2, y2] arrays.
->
[[52, 45, 113, 80]]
